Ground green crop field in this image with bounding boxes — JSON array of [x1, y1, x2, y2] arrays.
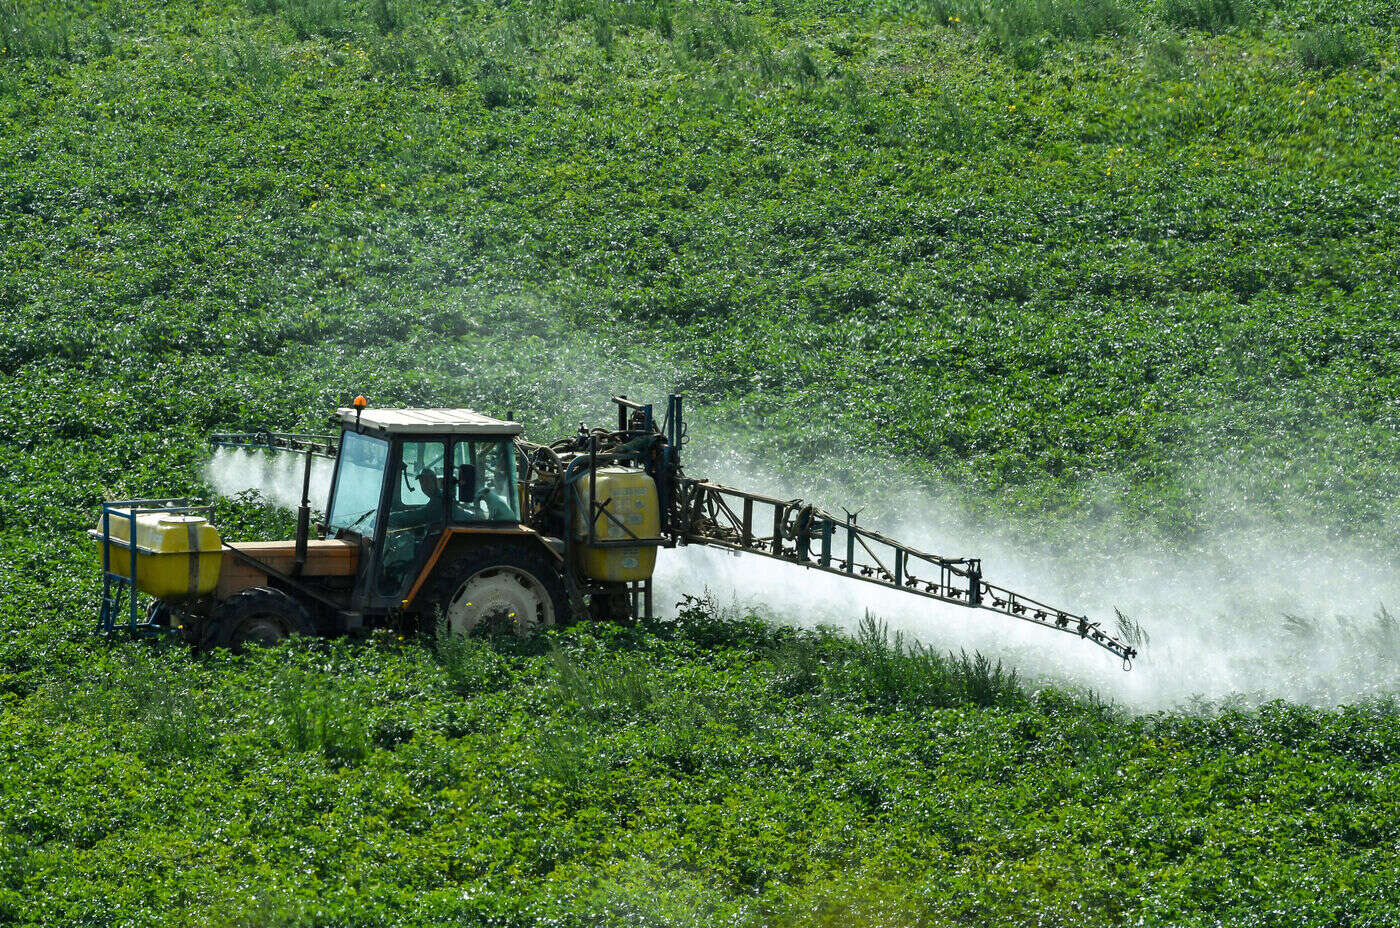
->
[[2, 0, 1399, 923]]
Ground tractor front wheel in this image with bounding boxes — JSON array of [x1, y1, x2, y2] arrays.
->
[[424, 544, 568, 638], [205, 587, 314, 652]]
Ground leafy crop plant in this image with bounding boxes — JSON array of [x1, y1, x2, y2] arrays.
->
[[1, 0, 1399, 922]]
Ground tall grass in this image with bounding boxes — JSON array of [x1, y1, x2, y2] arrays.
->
[[1114, 608, 1151, 653], [644, 708, 704, 774], [774, 614, 1025, 710], [1145, 33, 1192, 79], [674, 6, 758, 62], [532, 727, 592, 792], [948, 0, 1137, 67], [280, 690, 369, 765], [242, 0, 358, 39], [80, 650, 219, 762], [1283, 605, 1400, 658], [121, 661, 218, 762], [551, 649, 655, 721], [435, 616, 510, 694], [585, 0, 674, 41], [222, 35, 286, 88], [366, 23, 512, 94], [142, 690, 216, 761], [479, 59, 534, 107], [989, 0, 1134, 44], [282, 0, 358, 40], [0, 1, 72, 60], [922, 0, 977, 25], [367, 0, 413, 35], [772, 637, 825, 697], [1161, 0, 1250, 33], [1295, 27, 1368, 71]]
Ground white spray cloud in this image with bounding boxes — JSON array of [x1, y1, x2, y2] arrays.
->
[[205, 447, 336, 514], [655, 437, 1400, 711]]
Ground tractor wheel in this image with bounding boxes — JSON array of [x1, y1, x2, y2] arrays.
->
[[205, 587, 314, 652], [424, 544, 568, 639]]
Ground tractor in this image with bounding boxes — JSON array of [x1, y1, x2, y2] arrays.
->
[[93, 394, 1137, 666]]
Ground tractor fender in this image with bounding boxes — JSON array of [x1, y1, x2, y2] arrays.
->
[[401, 526, 562, 612]]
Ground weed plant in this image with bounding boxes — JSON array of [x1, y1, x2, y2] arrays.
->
[[280, 686, 371, 764], [222, 35, 287, 88], [990, 0, 1136, 43], [435, 615, 512, 693], [0, 2, 70, 61], [675, 6, 759, 61], [827, 614, 1025, 708]]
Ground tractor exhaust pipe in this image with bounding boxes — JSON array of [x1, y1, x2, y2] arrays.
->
[[293, 449, 312, 578]]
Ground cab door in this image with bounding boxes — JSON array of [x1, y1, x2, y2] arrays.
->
[[376, 437, 448, 599]]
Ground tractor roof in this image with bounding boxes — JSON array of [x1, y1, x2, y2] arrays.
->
[[337, 407, 523, 436]]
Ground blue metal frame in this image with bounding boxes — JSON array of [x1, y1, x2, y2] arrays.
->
[[97, 498, 213, 636]]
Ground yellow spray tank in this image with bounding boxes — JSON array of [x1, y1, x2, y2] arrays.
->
[[574, 465, 660, 583], [91, 507, 223, 599]]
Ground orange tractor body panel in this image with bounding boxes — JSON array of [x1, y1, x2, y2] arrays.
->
[[216, 540, 360, 598]]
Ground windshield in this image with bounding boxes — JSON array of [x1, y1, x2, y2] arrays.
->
[[327, 431, 389, 535]]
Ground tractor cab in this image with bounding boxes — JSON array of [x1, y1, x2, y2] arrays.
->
[[325, 407, 525, 606]]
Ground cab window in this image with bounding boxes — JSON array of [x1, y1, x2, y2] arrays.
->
[[386, 440, 446, 529], [380, 439, 446, 595], [451, 439, 520, 522]]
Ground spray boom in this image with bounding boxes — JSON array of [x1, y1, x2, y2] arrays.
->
[[208, 432, 339, 458], [519, 396, 1138, 668], [674, 479, 1137, 666]]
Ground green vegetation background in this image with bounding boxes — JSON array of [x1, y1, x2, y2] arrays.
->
[[2, 0, 1399, 924]]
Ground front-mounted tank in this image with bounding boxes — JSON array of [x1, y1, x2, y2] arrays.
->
[[90, 503, 224, 600]]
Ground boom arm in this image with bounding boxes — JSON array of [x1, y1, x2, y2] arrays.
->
[[672, 478, 1137, 666], [209, 431, 339, 458]]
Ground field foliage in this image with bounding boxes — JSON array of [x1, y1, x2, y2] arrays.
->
[[2, 604, 1398, 925], [2, 0, 1399, 923]]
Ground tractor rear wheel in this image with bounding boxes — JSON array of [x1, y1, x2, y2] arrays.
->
[[423, 544, 568, 638], [205, 587, 314, 652]]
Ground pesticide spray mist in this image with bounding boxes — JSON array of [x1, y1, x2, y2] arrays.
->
[[654, 436, 1400, 711], [205, 447, 336, 514]]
